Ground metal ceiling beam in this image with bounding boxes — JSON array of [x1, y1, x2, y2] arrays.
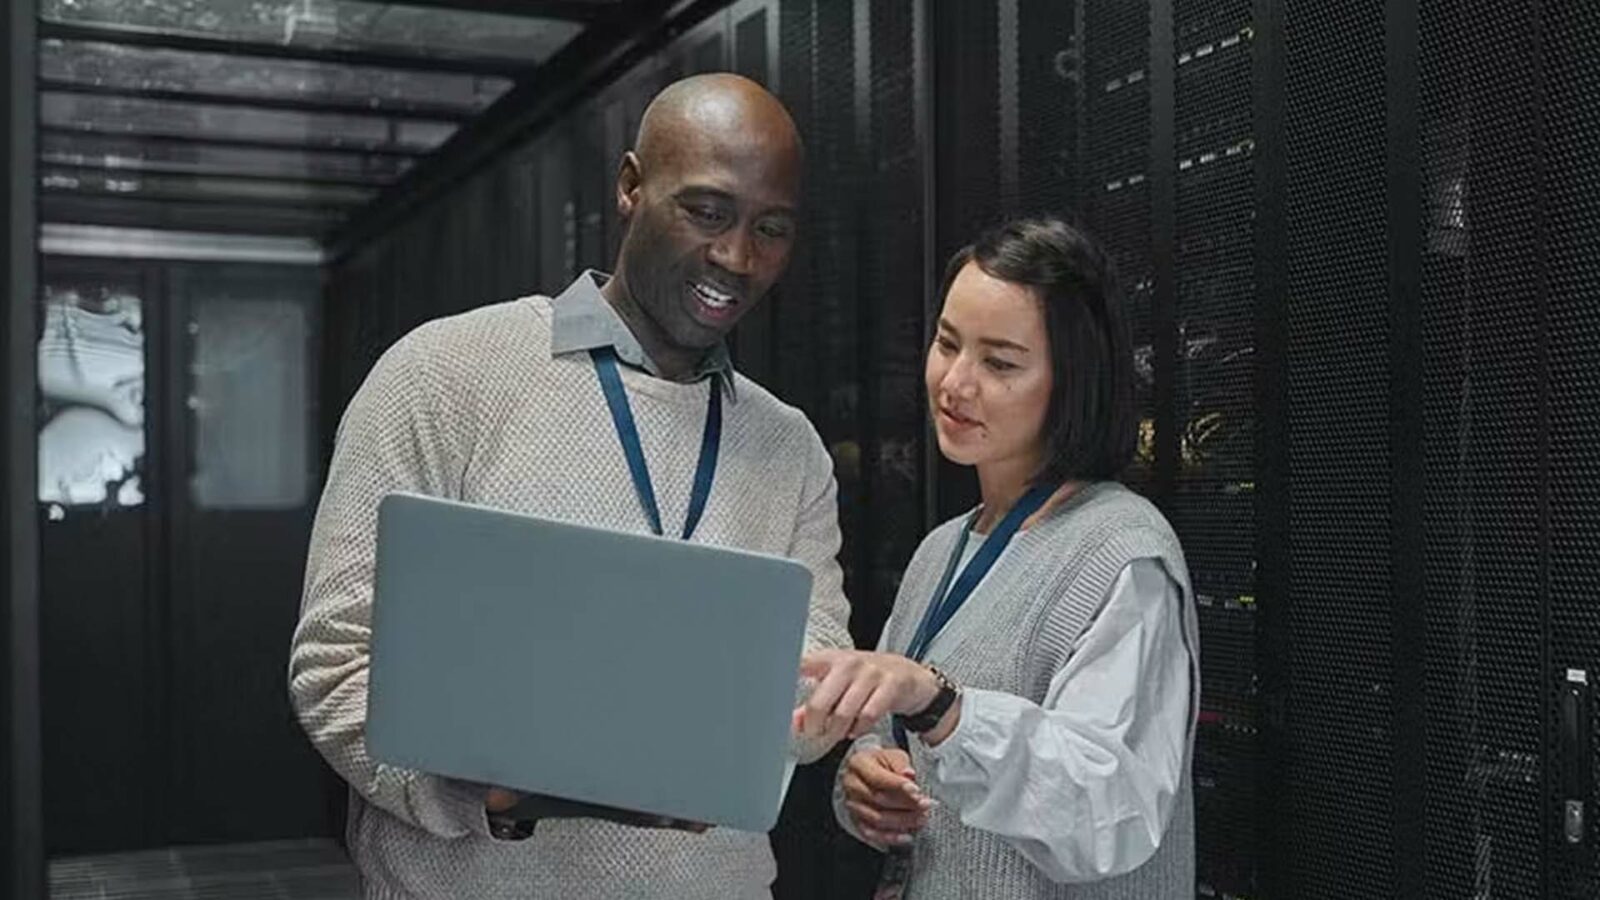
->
[[38, 20, 530, 78], [330, 0, 734, 261], [39, 128, 422, 168], [40, 182, 372, 210], [39, 167, 378, 206], [40, 125, 434, 159], [39, 79, 477, 123], [39, 160, 391, 189], [40, 194, 343, 238], [379, 0, 630, 23], [39, 224, 325, 265]]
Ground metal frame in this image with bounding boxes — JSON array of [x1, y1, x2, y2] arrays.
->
[[328, 0, 737, 262], [38, 80, 477, 124], [4, 0, 43, 894], [37, 21, 530, 79]]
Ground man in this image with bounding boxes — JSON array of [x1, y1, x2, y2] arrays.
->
[[289, 74, 852, 899]]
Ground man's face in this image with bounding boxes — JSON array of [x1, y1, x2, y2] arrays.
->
[[615, 132, 801, 351]]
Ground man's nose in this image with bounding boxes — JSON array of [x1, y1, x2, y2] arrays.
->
[[708, 227, 755, 276]]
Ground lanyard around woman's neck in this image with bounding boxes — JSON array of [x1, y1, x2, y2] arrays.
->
[[904, 481, 1060, 663]]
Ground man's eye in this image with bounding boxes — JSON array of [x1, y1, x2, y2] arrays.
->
[[758, 220, 794, 239], [686, 204, 728, 224]]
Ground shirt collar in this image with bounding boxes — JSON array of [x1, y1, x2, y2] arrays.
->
[[549, 269, 736, 400]]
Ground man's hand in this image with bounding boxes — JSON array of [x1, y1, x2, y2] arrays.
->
[[485, 787, 520, 814], [840, 747, 934, 848], [483, 788, 709, 832], [794, 649, 941, 748]]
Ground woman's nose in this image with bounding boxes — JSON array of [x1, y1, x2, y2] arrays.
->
[[941, 357, 978, 399]]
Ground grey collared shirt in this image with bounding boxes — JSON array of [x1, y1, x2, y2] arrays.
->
[[548, 269, 737, 400]]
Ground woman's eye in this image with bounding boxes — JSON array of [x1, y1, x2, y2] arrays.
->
[[985, 358, 1018, 372]]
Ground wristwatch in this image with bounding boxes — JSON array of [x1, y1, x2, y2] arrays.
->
[[895, 664, 960, 734]]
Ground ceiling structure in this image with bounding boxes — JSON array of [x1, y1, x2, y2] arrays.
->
[[33, 0, 696, 252]]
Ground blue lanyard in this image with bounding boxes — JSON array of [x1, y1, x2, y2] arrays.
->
[[905, 482, 1059, 662], [589, 347, 722, 540], [895, 481, 1058, 749]]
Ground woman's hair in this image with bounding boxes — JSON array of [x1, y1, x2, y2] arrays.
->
[[938, 215, 1136, 484]]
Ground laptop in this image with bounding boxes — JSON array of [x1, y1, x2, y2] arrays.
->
[[366, 492, 813, 833]]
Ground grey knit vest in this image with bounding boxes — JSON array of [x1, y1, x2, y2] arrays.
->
[[879, 481, 1197, 900]]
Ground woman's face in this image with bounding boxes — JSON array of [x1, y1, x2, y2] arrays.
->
[[925, 261, 1054, 475]]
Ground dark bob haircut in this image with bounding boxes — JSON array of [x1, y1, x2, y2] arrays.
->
[[938, 215, 1136, 484]]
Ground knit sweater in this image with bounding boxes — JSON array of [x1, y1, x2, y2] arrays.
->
[[289, 293, 852, 899], [873, 482, 1197, 900]]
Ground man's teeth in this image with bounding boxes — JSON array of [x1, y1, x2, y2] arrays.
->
[[692, 282, 735, 309]]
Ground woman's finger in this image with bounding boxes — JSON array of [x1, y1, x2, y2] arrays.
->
[[847, 799, 928, 832], [855, 754, 918, 792], [859, 824, 916, 848], [872, 787, 935, 812]]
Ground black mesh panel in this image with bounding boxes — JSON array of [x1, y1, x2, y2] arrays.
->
[[310, 2, 1600, 897], [767, 3, 882, 897], [729, 5, 776, 381], [1171, 3, 1258, 894], [859, 0, 925, 640], [1547, 2, 1600, 897], [928, 1, 1000, 520], [1283, 1, 1394, 895], [1081, 0, 1155, 492], [1015, 0, 1078, 219], [1419, 0, 1546, 895]]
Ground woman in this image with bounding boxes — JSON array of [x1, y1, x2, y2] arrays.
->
[[795, 216, 1198, 899]]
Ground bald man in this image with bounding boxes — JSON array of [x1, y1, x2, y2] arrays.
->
[[289, 74, 852, 899]]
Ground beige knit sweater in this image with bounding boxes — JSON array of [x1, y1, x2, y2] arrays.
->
[[289, 295, 852, 899]]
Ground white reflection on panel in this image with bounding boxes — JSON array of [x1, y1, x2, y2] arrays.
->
[[37, 284, 146, 507], [189, 293, 310, 509]]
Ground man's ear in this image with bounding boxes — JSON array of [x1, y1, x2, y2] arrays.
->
[[616, 151, 643, 221]]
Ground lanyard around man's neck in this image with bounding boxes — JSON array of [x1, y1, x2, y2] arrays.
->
[[589, 347, 722, 540]]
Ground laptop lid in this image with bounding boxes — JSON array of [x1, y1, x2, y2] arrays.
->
[[366, 492, 812, 833]]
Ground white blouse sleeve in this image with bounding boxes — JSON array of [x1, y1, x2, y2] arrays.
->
[[918, 558, 1195, 883]]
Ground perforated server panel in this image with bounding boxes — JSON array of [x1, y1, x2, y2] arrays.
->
[[1547, 3, 1600, 897], [317, 1, 1600, 896]]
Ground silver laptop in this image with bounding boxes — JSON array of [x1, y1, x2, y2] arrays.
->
[[366, 492, 812, 833]]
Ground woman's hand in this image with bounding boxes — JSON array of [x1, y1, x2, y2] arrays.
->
[[795, 649, 941, 746], [841, 747, 935, 847]]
